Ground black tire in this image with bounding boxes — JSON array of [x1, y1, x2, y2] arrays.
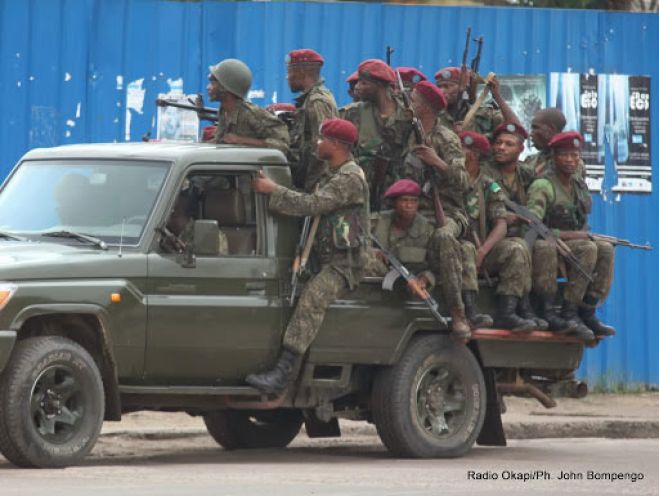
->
[[372, 334, 486, 458], [0, 336, 105, 468], [203, 409, 303, 450]]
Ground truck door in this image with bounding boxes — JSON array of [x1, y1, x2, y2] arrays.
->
[[145, 168, 285, 385]]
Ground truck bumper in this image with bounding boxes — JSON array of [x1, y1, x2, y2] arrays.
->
[[0, 330, 17, 373]]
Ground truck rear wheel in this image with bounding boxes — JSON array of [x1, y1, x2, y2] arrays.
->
[[0, 336, 105, 468], [203, 409, 303, 450], [372, 334, 486, 458]]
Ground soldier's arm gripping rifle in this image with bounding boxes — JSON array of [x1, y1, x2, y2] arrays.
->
[[588, 233, 652, 251], [503, 198, 593, 283], [371, 235, 448, 328]]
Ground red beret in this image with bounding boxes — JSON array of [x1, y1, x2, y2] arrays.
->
[[396, 67, 427, 87], [346, 71, 359, 83], [459, 131, 491, 155], [493, 122, 529, 141], [287, 49, 324, 66], [384, 179, 422, 199], [320, 118, 358, 145], [414, 81, 447, 111], [549, 131, 584, 151], [358, 59, 396, 84], [266, 103, 296, 113], [434, 66, 469, 84], [201, 126, 216, 142]]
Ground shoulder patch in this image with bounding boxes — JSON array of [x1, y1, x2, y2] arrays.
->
[[489, 181, 501, 193]]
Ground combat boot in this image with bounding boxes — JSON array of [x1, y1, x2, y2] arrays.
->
[[493, 295, 536, 332], [462, 290, 494, 329], [540, 296, 578, 334], [579, 295, 615, 337], [449, 306, 471, 341], [560, 302, 596, 342], [517, 294, 548, 331], [245, 349, 302, 395]]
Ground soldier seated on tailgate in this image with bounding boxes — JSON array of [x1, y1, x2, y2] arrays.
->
[[206, 58, 289, 155], [526, 132, 615, 342], [459, 131, 543, 332]]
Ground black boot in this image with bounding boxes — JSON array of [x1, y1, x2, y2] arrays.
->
[[540, 295, 578, 334], [245, 349, 302, 394], [561, 302, 596, 342], [517, 294, 548, 331], [462, 290, 493, 329], [494, 295, 536, 332], [579, 296, 616, 337]]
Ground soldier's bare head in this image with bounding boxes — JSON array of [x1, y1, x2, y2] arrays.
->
[[531, 108, 566, 150]]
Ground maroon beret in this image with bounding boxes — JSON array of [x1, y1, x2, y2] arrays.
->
[[320, 118, 358, 145], [414, 81, 448, 111], [266, 103, 296, 113], [459, 131, 491, 155], [384, 179, 422, 199], [346, 71, 359, 83], [358, 59, 396, 84], [434, 66, 469, 84], [493, 122, 529, 141], [549, 131, 584, 151], [201, 126, 216, 142], [396, 67, 428, 87], [287, 49, 324, 66]]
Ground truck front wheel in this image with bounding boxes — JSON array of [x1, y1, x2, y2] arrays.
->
[[0, 336, 105, 468], [372, 334, 486, 458], [203, 409, 303, 450]]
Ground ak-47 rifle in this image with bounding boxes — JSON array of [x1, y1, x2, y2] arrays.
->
[[386, 46, 395, 66], [395, 70, 446, 228], [290, 213, 321, 304], [371, 235, 448, 328], [469, 35, 484, 103], [588, 234, 652, 251], [503, 198, 593, 283], [156, 97, 217, 123], [456, 27, 472, 122]]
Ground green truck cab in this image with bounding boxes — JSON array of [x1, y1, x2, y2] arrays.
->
[[0, 143, 589, 468]]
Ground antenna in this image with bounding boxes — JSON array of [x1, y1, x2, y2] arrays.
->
[[118, 217, 126, 258]]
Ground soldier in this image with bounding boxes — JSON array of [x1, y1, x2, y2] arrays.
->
[[525, 107, 585, 177], [246, 119, 369, 394], [286, 49, 338, 191], [459, 131, 540, 331], [207, 58, 289, 155], [346, 71, 360, 102], [341, 59, 414, 212], [398, 80, 470, 339], [396, 67, 428, 93], [434, 68, 519, 139], [526, 131, 614, 341]]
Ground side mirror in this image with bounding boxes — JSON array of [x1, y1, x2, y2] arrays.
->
[[193, 220, 220, 256]]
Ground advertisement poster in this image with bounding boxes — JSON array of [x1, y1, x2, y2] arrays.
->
[[156, 93, 200, 142], [550, 73, 652, 193]]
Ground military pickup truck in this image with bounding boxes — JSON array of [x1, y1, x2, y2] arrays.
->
[[0, 143, 593, 468]]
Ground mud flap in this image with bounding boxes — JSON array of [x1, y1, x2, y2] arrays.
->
[[304, 414, 341, 438], [476, 367, 507, 446]]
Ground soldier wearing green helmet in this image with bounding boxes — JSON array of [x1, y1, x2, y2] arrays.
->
[[207, 58, 289, 155]]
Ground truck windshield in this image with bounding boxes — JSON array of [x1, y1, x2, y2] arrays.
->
[[0, 160, 170, 245]]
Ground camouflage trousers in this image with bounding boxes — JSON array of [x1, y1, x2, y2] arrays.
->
[[461, 237, 531, 297], [283, 265, 350, 355], [532, 239, 614, 305], [427, 218, 463, 309]]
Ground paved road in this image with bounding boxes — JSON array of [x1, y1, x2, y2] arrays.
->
[[1, 434, 657, 496]]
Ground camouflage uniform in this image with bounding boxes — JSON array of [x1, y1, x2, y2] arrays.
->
[[398, 119, 468, 310], [367, 210, 436, 287], [290, 80, 338, 191], [341, 99, 414, 211], [526, 172, 613, 304], [268, 160, 369, 354], [214, 100, 290, 155], [524, 150, 586, 178], [440, 103, 503, 141]]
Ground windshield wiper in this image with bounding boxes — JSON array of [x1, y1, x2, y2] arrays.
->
[[41, 230, 108, 250], [0, 231, 28, 242]]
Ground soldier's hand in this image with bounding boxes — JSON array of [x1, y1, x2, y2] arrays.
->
[[476, 247, 486, 272], [453, 121, 464, 134], [413, 145, 443, 170], [252, 171, 277, 194], [487, 75, 500, 96], [504, 212, 528, 226], [407, 277, 427, 299]]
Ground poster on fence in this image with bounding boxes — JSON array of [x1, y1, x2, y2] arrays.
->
[[156, 93, 200, 142], [550, 73, 651, 193]]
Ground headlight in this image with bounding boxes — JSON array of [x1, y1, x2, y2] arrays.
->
[[0, 284, 16, 310]]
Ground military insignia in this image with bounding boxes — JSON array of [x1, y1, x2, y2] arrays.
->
[[490, 182, 501, 193], [463, 135, 474, 146], [573, 138, 580, 147], [360, 70, 370, 79], [284, 54, 291, 65], [441, 70, 452, 80], [506, 123, 516, 133]]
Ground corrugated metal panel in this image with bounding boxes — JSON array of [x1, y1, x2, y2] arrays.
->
[[0, 0, 657, 385]]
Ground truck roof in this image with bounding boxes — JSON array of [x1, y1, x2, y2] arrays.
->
[[21, 142, 289, 166]]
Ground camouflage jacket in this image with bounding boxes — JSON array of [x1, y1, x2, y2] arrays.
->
[[464, 172, 507, 242], [524, 149, 586, 179], [341, 97, 414, 211], [399, 118, 469, 231], [440, 102, 503, 141], [214, 100, 290, 155], [269, 159, 369, 287], [290, 80, 338, 191]]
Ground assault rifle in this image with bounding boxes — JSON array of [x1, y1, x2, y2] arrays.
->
[[503, 198, 593, 283], [469, 35, 484, 103], [395, 70, 446, 228], [156, 97, 217, 123], [588, 234, 652, 251], [385, 46, 395, 66], [290, 214, 321, 304], [456, 27, 472, 122], [372, 235, 448, 328]]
